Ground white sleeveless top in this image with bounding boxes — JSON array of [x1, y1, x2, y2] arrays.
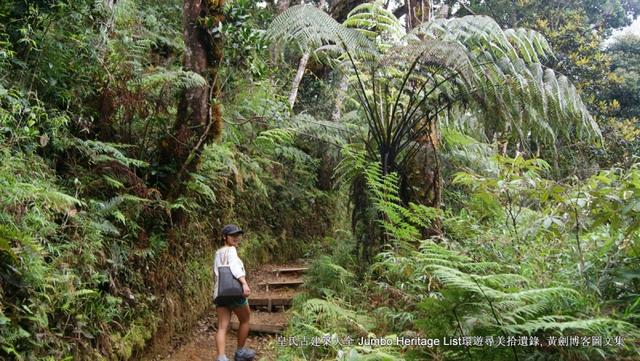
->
[[212, 246, 246, 299]]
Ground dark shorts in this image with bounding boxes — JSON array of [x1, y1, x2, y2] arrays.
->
[[215, 297, 248, 309]]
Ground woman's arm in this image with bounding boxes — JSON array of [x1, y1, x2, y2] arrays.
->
[[227, 247, 250, 296], [237, 276, 251, 297]]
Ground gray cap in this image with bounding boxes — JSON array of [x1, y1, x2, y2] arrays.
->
[[221, 224, 244, 235]]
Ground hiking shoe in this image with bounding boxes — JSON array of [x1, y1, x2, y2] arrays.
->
[[234, 347, 256, 361], [216, 356, 229, 361]]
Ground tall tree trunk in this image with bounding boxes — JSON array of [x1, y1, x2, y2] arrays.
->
[[287, 0, 330, 110], [157, 0, 224, 204], [406, 0, 431, 31], [331, 72, 349, 121], [288, 52, 310, 109], [402, 117, 442, 237]]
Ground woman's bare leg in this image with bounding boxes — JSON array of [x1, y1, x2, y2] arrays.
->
[[232, 304, 251, 348], [216, 306, 232, 358]]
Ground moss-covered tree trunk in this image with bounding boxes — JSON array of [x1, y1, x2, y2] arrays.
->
[[158, 0, 224, 203]]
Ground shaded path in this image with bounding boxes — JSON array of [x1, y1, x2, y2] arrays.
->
[[145, 261, 308, 361]]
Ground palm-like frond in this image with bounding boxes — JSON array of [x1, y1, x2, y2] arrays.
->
[[289, 113, 359, 147], [343, 2, 403, 44], [410, 15, 601, 148], [268, 6, 601, 167], [266, 4, 373, 56], [501, 316, 640, 337], [134, 69, 206, 94], [409, 15, 554, 63]]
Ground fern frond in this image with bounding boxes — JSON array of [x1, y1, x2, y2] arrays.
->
[[186, 173, 217, 203], [344, 2, 404, 44], [408, 15, 600, 148], [299, 298, 372, 335], [134, 69, 206, 94], [75, 139, 148, 168], [500, 316, 640, 336], [266, 5, 373, 56]]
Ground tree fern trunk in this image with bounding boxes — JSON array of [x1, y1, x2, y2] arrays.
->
[[157, 0, 224, 203], [400, 1, 439, 199], [405, 2, 442, 236], [402, 117, 443, 237]]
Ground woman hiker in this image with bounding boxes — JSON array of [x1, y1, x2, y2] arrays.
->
[[213, 224, 256, 361]]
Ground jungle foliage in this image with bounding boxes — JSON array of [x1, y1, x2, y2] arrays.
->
[[269, 2, 640, 361], [282, 154, 640, 361], [1, 0, 639, 360], [1, 0, 342, 359]]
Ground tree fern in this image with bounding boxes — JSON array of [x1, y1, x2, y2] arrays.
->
[[255, 127, 314, 164], [305, 255, 357, 301], [289, 113, 359, 147], [267, 5, 600, 176], [298, 298, 370, 334], [362, 160, 440, 252], [0, 153, 82, 216], [373, 239, 640, 359], [334, 143, 368, 186], [186, 172, 217, 204]]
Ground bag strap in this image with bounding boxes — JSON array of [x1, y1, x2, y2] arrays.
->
[[221, 247, 230, 266]]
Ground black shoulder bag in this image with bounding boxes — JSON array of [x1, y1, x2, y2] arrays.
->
[[215, 248, 244, 302]]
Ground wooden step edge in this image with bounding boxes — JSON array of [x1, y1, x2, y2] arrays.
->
[[258, 280, 304, 286], [230, 321, 284, 334], [248, 297, 293, 306], [273, 267, 309, 273]]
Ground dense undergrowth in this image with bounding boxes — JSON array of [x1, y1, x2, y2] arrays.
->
[[280, 154, 640, 361], [0, 0, 345, 359]]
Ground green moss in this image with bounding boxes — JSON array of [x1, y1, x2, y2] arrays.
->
[[111, 316, 156, 360]]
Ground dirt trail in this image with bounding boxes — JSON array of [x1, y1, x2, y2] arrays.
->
[[145, 261, 308, 361]]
